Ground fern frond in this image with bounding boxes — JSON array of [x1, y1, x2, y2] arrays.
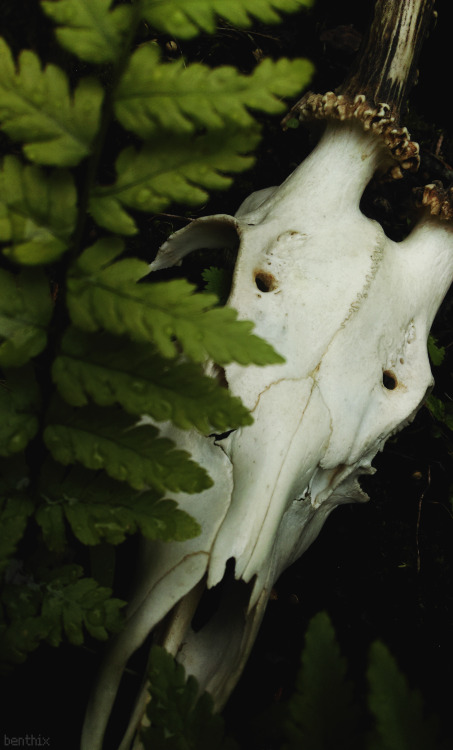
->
[[41, 0, 134, 64], [53, 328, 253, 432], [368, 641, 442, 750], [39, 564, 125, 646], [425, 394, 453, 432], [427, 335, 445, 367], [0, 156, 77, 264], [143, 0, 313, 39], [89, 129, 259, 235], [1, 564, 125, 665], [73, 235, 145, 278], [202, 266, 231, 304], [67, 240, 284, 365], [283, 612, 360, 750], [116, 46, 314, 137], [36, 463, 200, 551], [143, 645, 238, 750], [0, 367, 40, 457], [0, 268, 52, 367], [0, 585, 48, 668], [0, 484, 33, 573], [0, 38, 103, 166], [44, 402, 213, 493]]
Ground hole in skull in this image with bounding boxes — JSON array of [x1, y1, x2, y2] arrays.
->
[[191, 558, 251, 633], [255, 270, 277, 292], [382, 370, 398, 390], [360, 178, 418, 242]]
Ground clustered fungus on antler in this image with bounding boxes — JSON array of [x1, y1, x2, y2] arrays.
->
[[415, 181, 453, 219], [285, 90, 420, 177], [82, 2, 453, 749]]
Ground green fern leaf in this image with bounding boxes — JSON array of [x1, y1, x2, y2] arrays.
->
[[67, 240, 284, 365], [73, 235, 142, 277], [39, 565, 125, 646], [142, 645, 238, 750], [41, 0, 134, 64], [143, 0, 313, 38], [0, 498, 31, 570], [44, 401, 213, 493], [0, 367, 40, 457], [1, 564, 125, 663], [0, 38, 103, 166], [89, 129, 259, 235], [427, 335, 445, 367], [367, 641, 441, 750], [425, 394, 453, 432], [0, 156, 77, 264], [115, 46, 314, 137], [0, 456, 32, 572], [202, 266, 231, 305], [0, 585, 48, 668], [87, 193, 138, 235], [283, 612, 360, 750], [0, 268, 53, 367], [53, 327, 253, 432], [36, 463, 200, 551], [36, 502, 66, 553]]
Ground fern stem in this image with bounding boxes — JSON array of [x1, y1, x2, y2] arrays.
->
[[69, 2, 143, 259]]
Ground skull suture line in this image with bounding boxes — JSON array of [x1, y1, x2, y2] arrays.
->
[[82, 1, 453, 747]]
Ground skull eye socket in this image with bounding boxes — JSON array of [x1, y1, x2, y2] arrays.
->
[[255, 270, 277, 292], [382, 370, 398, 390]]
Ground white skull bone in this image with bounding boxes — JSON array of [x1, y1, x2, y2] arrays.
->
[[150, 115, 453, 606], [81, 105, 453, 750]]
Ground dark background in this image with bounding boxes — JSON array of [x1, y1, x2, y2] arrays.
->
[[2, 1, 453, 747]]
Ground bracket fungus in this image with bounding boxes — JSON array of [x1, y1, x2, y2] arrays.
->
[[82, 1, 453, 748]]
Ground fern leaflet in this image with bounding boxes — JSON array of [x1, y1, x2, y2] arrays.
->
[[0, 459, 33, 572], [143, 645, 238, 749], [0, 366, 40, 456], [41, 0, 135, 64], [0, 268, 52, 368], [116, 46, 314, 137], [427, 335, 446, 367], [0, 155, 77, 264], [0, 39, 103, 166], [89, 130, 260, 235], [142, 0, 313, 38], [44, 402, 213, 493], [36, 463, 200, 550], [67, 240, 284, 364], [0, 496, 33, 573], [202, 266, 231, 305], [53, 328, 253, 432], [368, 641, 442, 750], [1, 564, 125, 666], [283, 612, 360, 750]]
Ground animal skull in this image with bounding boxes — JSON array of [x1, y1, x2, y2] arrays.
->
[[83, 2, 453, 748]]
